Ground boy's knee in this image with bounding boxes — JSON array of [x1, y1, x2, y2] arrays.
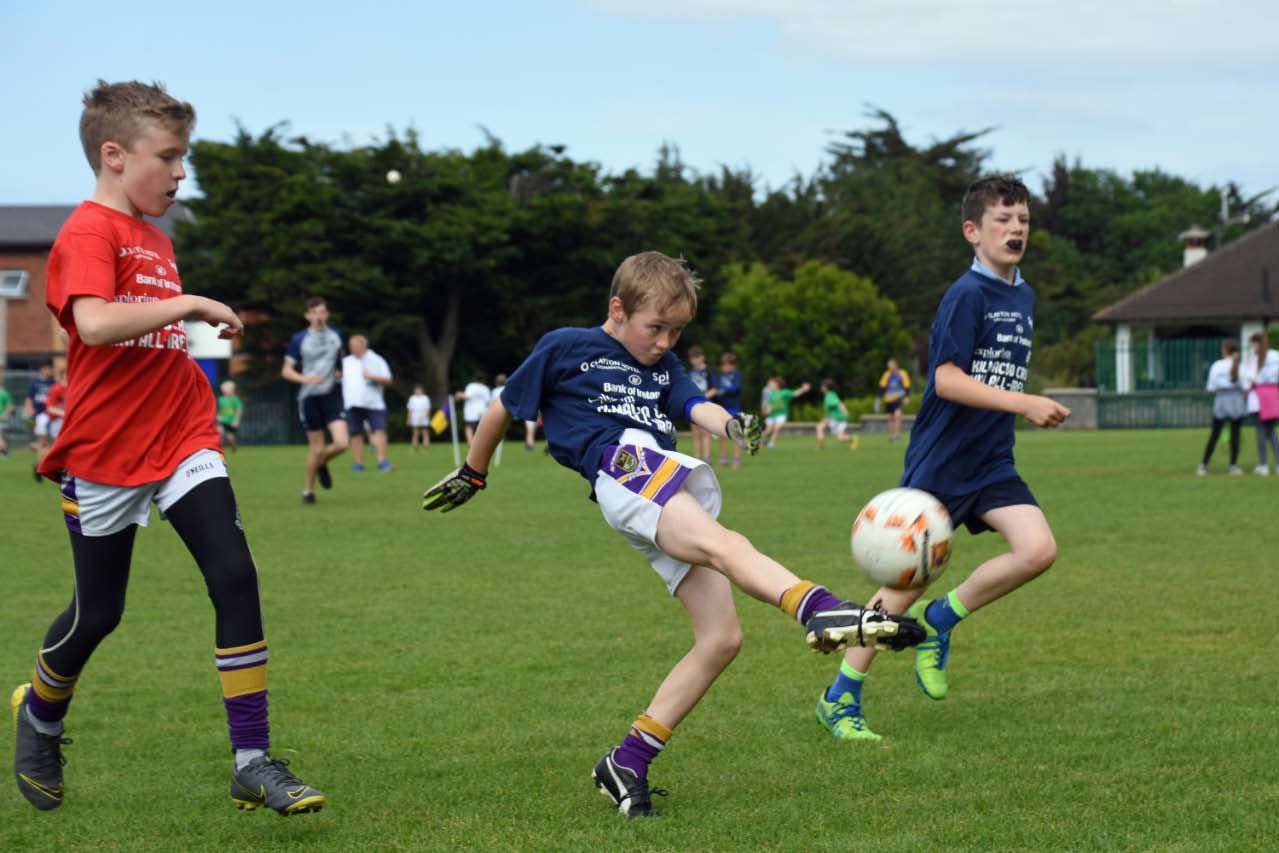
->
[[1022, 537, 1057, 576], [699, 623, 743, 668], [705, 529, 753, 569], [80, 602, 125, 642], [204, 553, 260, 605], [330, 436, 349, 452]]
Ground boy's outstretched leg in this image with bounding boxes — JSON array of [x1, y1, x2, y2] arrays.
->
[[166, 478, 325, 816], [594, 566, 740, 817], [653, 491, 924, 653]]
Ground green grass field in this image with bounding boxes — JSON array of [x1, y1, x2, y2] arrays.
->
[[1, 430, 1276, 851]]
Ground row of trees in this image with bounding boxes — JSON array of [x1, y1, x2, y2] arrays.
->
[[178, 110, 1277, 406]]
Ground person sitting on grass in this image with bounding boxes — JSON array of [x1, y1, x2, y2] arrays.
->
[[422, 251, 924, 817]]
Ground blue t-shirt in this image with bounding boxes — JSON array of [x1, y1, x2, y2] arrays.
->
[[500, 326, 703, 485], [27, 377, 55, 415], [902, 261, 1035, 495], [285, 326, 343, 399], [712, 370, 742, 412], [687, 365, 711, 394]]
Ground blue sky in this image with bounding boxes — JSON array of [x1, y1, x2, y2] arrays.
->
[[4, 0, 1277, 205]]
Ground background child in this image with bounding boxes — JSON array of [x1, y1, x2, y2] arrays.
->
[[763, 377, 810, 448], [13, 79, 323, 815], [456, 372, 490, 444], [818, 175, 1069, 742], [281, 296, 348, 503], [816, 378, 850, 449], [217, 379, 243, 452], [407, 383, 432, 451], [709, 351, 744, 468], [685, 346, 713, 460], [878, 357, 911, 442], [422, 251, 923, 817]]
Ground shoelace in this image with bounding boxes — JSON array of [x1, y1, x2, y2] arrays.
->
[[31, 733, 73, 773], [856, 600, 890, 647], [920, 633, 950, 669], [255, 757, 304, 787]]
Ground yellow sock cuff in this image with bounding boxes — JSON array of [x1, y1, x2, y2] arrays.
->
[[633, 713, 673, 743], [779, 581, 817, 619]]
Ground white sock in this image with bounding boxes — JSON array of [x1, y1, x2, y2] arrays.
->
[[25, 706, 64, 736], [235, 748, 267, 770]]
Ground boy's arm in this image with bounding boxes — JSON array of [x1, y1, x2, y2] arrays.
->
[[690, 400, 762, 454], [933, 362, 1069, 428], [71, 295, 241, 347], [423, 395, 513, 512]]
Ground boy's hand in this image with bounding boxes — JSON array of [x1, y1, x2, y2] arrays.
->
[[1022, 395, 1070, 428], [726, 413, 763, 455], [422, 463, 487, 513], [187, 296, 244, 338]]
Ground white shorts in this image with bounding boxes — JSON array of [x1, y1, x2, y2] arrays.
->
[[59, 448, 228, 537], [824, 418, 848, 437], [594, 429, 722, 595], [48, 418, 64, 441], [766, 414, 788, 427], [408, 416, 429, 428], [34, 412, 51, 437]]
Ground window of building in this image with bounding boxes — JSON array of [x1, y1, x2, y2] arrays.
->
[[0, 270, 29, 298]]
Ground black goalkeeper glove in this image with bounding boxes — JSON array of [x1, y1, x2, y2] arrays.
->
[[726, 412, 763, 455], [422, 463, 487, 513]]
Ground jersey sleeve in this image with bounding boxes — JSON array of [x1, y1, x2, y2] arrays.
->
[[930, 284, 984, 371], [501, 329, 572, 422], [902, 371, 911, 391], [49, 227, 119, 324], [878, 370, 889, 390], [662, 356, 703, 421], [284, 331, 305, 367]]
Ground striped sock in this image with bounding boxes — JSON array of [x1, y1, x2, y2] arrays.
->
[[924, 590, 971, 635], [27, 653, 78, 724], [613, 713, 672, 783], [825, 659, 868, 704], [779, 580, 844, 625], [215, 641, 270, 751]]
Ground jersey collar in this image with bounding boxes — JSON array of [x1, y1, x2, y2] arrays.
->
[[971, 257, 1025, 287]]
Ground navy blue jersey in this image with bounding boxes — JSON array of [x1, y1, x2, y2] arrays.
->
[[500, 326, 703, 484], [712, 370, 743, 411], [687, 366, 711, 394], [26, 377, 55, 414], [902, 262, 1035, 494]]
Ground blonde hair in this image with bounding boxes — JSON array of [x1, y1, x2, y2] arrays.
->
[[79, 80, 196, 173], [220, 380, 236, 396], [610, 252, 700, 316]]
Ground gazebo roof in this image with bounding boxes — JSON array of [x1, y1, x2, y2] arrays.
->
[[1094, 218, 1279, 323]]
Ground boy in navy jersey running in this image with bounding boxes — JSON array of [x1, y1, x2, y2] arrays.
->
[[423, 252, 924, 816], [817, 175, 1070, 742]]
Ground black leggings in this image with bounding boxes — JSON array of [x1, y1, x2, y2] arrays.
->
[[1202, 417, 1243, 466], [39, 477, 265, 677]]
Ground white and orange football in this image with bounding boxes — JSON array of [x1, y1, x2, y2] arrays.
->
[[851, 487, 953, 590]]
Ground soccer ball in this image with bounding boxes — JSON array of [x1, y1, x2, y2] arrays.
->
[[850, 488, 953, 590]]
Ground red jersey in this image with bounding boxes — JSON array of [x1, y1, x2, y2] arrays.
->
[[45, 382, 67, 416], [38, 201, 221, 486]]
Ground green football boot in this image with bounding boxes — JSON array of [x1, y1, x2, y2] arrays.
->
[[907, 599, 950, 700], [815, 691, 882, 742]]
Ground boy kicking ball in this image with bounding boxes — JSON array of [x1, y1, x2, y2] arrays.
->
[[423, 251, 924, 816], [13, 80, 324, 815], [817, 175, 1070, 742]]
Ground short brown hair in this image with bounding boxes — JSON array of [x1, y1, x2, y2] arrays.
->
[[304, 297, 327, 311], [80, 80, 196, 173], [961, 175, 1030, 227], [610, 252, 700, 316]]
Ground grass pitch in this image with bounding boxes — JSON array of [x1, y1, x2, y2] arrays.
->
[[1, 429, 1275, 851]]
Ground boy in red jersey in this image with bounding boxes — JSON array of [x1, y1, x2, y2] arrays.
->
[[10, 80, 325, 816]]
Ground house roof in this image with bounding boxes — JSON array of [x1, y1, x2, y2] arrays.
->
[[0, 203, 192, 248], [1094, 218, 1279, 323]]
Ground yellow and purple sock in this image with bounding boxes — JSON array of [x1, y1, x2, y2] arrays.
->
[[26, 654, 78, 725], [924, 590, 970, 634], [779, 580, 843, 626], [215, 640, 270, 751], [613, 713, 672, 783], [825, 659, 868, 704]]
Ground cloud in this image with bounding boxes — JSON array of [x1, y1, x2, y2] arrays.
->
[[581, 0, 1279, 62]]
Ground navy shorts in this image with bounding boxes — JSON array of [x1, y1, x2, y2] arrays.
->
[[930, 475, 1038, 535], [299, 389, 344, 432], [884, 398, 904, 414], [346, 406, 387, 432]]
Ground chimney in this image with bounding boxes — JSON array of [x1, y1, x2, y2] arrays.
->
[[1178, 225, 1211, 267]]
